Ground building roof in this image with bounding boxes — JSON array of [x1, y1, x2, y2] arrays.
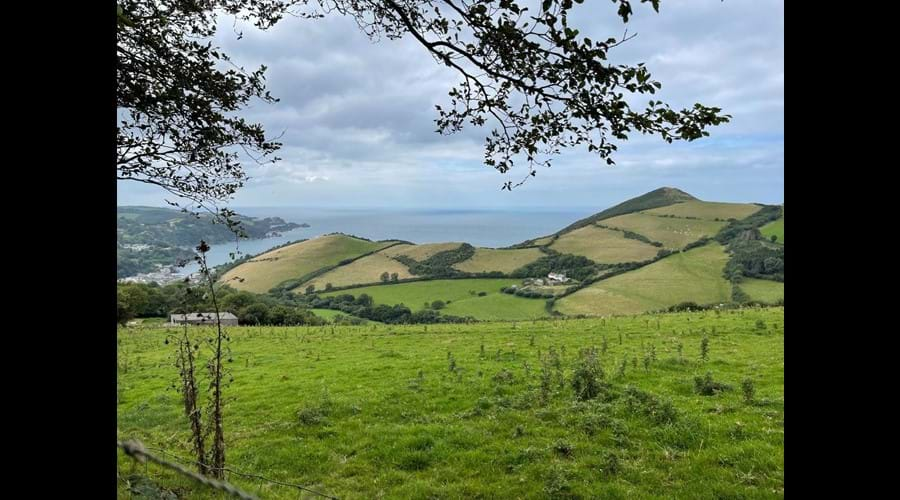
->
[[170, 312, 238, 322]]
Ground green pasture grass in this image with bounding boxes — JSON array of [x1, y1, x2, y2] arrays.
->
[[117, 307, 784, 499]]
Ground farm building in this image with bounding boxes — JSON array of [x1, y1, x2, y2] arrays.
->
[[547, 272, 569, 284], [170, 312, 239, 327]]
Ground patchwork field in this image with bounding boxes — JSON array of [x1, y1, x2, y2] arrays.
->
[[220, 235, 398, 293], [380, 242, 464, 261], [760, 217, 784, 243], [117, 307, 784, 499], [740, 278, 784, 303], [549, 225, 661, 264], [643, 200, 762, 221], [320, 278, 545, 321], [601, 213, 727, 249], [453, 247, 544, 274], [302, 252, 414, 290], [555, 243, 732, 316]]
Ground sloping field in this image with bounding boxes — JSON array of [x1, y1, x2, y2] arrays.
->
[[452, 247, 544, 274], [441, 293, 547, 321], [760, 217, 784, 243], [741, 278, 784, 303], [602, 213, 727, 249], [643, 200, 762, 220], [320, 278, 543, 320], [302, 252, 414, 290], [549, 225, 661, 264], [219, 235, 397, 293], [380, 242, 463, 261], [530, 235, 555, 246], [555, 243, 732, 316]]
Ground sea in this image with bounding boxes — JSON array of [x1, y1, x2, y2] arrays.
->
[[178, 206, 596, 275]]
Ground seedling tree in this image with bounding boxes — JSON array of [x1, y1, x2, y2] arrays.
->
[[169, 241, 232, 479]]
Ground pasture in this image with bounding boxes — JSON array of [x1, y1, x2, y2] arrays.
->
[[117, 307, 785, 499]]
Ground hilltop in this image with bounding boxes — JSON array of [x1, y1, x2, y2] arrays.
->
[[216, 188, 783, 322]]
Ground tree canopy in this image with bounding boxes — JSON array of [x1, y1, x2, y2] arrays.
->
[[117, 0, 730, 204]]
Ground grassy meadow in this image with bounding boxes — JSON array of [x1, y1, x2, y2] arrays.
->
[[453, 247, 545, 274], [320, 278, 546, 321], [740, 279, 784, 304], [555, 244, 732, 316], [381, 243, 465, 261], [643, 201, 762, 221], [549, 225, 661, 264], [760, 218, 784, 244], [117, 307, 784, 499], [304, 252, 415, 290], [601, 213, 727, 249], [220, 235, 398, 293]]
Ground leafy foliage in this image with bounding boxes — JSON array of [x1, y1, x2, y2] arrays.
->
[[401, 243, 477, 277], [510, 250, 598, 281], [117, 0, 288, 207]]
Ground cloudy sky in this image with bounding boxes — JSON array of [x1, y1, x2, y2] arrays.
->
[[117, 0, 784, 211]]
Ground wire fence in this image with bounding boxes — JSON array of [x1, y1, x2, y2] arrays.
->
[[117, 439, 338, 500]]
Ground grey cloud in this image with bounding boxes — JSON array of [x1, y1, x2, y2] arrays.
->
[[118, 0, 783, 209]]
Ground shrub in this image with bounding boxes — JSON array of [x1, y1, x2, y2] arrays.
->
[[571, 348, 605, 401], [741, 378, 756, 403], [694, 372, 732, 396], [551, 440, 575, 458]]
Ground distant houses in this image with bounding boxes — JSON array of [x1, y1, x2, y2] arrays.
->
[[170, 312, 239, 327], [523, 272, 570, 287]]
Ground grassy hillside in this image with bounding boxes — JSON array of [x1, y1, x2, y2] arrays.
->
[[453, 248, 544, 274], [303, 251, 414, 290], [556, 243, 732, 316], [553, 187, 696, 235], [220, 235, 397, 293], [320, 278, 545, 321], [740, 278, 784, 303], [760, 217, 784, 243], [602, 213, 727, 249], [643, 200, 762, 221], [381, 242, 464, 261], [549, 225, 661, 264], [117, 307, 784, 499]]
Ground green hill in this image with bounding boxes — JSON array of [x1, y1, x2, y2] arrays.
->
[[555, 243, 733, 316], [211, 188, 783, 321], [220, 234, 400, 293]]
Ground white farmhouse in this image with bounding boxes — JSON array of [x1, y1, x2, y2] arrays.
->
[[547, 272, 568, 283]]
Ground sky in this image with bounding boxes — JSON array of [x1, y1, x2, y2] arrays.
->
[[117, 0, 784, 211]]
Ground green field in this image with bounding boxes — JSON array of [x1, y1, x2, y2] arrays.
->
[[601, 213, 727, 249], [556, 243, 732, 316], [643, 200, 762, 221], [760, 217, 784, 243], [549, 224, 661, 264], [453, 247, 544, 274], [320, 278, 545, 321], [220, 235, 397, 293], [381, 242, 464, 261], [310, 308, 379, 324], [303, 251, 414, 290], [117, 307, 784, 499], [740, 278, 784, 303]]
